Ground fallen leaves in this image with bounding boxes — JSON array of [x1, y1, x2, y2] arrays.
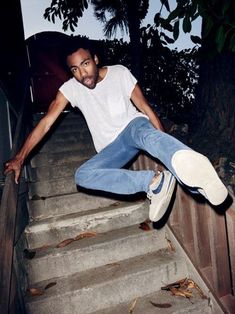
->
[[139, 219, 151, 231], [27, 287, 44, 296], [44, 282, 57, 290], [165, 236, 175, 252], [56, 238, 74, 248], [161, 277, 207, 300], [27, 281, 57, 297], [129, 298, 138, 314], [56, 231, 98, 248]]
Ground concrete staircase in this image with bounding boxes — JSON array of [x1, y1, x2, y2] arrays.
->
[[23, 111, 213, 314]]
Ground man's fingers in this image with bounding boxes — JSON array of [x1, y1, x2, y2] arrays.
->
[[4, 167, 12, 175]]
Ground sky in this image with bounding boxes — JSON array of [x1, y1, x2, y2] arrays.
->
[[20, 0, 201, 51]]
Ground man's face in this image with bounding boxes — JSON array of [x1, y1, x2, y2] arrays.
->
[[66, 48, 99, 89]]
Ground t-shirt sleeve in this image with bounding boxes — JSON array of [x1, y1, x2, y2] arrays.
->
[[59, 80, 76, 107], [121, 66, 137, 97]]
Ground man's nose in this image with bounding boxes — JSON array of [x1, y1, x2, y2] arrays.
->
[[80, 67, 87, 78]]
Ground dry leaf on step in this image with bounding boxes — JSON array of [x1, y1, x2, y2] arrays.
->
[[139, 220, 151, 231], [44, 282, 57, 290], [161, 278, 187, 290], [27, 288, 44, 296], [56, 238, 74, 248], [165, 237, 175, 252], [150, 301, 172, 308], [129, 298, 138, 313], [74, 231, 97, 241], [105, 262, 120, 267], [170, 287, 192, 298]]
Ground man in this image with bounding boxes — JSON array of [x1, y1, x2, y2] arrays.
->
[[4, 39, 228, 222]]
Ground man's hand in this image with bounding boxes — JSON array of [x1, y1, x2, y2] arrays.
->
[[4, 157, 23, 184]]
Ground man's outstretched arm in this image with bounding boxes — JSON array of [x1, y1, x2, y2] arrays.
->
[[130, 84, 165, 132], [4, 91, 69, 184]]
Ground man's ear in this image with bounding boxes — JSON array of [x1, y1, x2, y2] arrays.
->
[[94, 55, 99, 65]]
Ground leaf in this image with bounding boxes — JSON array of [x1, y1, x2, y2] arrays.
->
[[182, 16, 192, 33], [24, 249, 36, 260], [74, 231, 97, 241], [139, 220, 151, 231], [161, 278, 187, 290], [129, 298, 138, 314], [165, 237, 175, 252], [160, 18, 173, 32], [27, 288, 44, 296], [215, 25, 226, 53], [170, 287, 192, 298], [173, 20, 180, 41], [105, 262, 120, 267], [150, 301, 172, 308], [56, 238, 74, 248], [160, 0, 170, 12], [154, 13, 160, 26], [162, 34, 175, 44], [190, 35, 202, 45], [44, 282, 57, 290], [167, 7, 181, 22], [191, 12, 200, 21]]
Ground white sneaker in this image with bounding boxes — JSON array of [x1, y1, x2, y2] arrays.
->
[[147, 171, 176, 222], [172, 150, 228, 206]]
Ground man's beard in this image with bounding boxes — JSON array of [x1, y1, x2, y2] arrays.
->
[[81, 70, 99, 89]]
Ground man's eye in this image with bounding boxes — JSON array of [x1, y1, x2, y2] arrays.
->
[[84, 61, 89, 66], [71, 68, 77, 73]]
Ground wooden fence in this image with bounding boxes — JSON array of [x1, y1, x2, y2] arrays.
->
[[132, 153, 235, 313]]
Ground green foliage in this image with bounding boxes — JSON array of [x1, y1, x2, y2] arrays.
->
[[157, 0, 235, 54], [44, 0, 150, 37], [43, 0, 199, 123], [139, 25, 199, 123], [44, 0, 89, 31]]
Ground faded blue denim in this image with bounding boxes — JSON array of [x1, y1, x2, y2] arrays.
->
[[75, 117, 191, 194]]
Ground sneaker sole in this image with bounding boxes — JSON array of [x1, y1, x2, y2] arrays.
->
[[149, 174, 176, 222], [172, 150, 228, 206]]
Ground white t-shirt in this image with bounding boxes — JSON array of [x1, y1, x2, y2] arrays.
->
[[59, 64, 147, 152]]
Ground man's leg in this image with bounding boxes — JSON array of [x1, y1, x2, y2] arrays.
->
[[76, 117, 228, 222], [75, 120, 156, 195], [131, 117, 228, 207]]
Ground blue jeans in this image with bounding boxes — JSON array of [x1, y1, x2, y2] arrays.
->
[[75, 117, 191, 194]]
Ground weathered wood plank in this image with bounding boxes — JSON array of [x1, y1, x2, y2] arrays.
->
[[0, 173, 18, 313], [225, 207, 235, 297], [208, 205, 231, 297]]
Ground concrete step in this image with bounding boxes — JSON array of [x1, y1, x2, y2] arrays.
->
[[37, 131, 93, 149], [30, 148, 95, 167], [28, 160, 85, 182], [25, 249, 188, 314], [49, 122, 91, 134], [26, 224, 167, 284], [33, 115, 90, 133], [29, 176, 77, 198], [28, 192, 119, 220], [33, 111, 86, 126], [91, 288, 211, 314], [38, 140, 93, 153], [25, 201, 149, 249]]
